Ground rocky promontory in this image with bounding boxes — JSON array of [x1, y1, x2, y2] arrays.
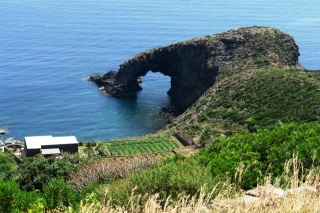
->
[[89, 27, 299, 111]]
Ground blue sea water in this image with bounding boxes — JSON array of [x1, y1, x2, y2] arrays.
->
[[0, 0, 319, 141]]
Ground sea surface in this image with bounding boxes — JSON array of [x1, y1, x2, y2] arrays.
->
[[0, 0, 319, 141]]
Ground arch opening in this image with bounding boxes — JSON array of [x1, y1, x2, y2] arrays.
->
[[137, 71, 172, 105]]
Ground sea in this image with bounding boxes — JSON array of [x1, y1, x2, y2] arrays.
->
[[0, 0, 319, 141]]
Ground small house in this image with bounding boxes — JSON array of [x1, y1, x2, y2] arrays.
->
[[24, 135, 78, 157]]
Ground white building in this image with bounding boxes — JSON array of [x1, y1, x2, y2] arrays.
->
[[24, 135, 78, 157]]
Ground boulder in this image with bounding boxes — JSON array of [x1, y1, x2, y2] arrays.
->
[[246, 186, 285, 198]]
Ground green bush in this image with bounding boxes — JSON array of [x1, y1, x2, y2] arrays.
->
[[106, 157, 214, 206], [0, 181, 20, 212], [43, 178, 81, 211], [0, 181, 44, 213], [13, 190, 44, 213], [0, 152, 17, 180], [12, 155, 78, 191], [198, 114, 208, 122], [196, 122, 320, 189]]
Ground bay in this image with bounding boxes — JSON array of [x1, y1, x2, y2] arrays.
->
[[0, 0, 319, 141]]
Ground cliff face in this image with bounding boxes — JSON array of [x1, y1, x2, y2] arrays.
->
[[89, 27, 299, 111]]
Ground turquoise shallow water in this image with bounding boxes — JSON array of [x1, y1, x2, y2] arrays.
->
[[0, 0, 319, 141]]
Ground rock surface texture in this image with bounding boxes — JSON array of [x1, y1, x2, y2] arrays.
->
[[89, 27, 299, 111]]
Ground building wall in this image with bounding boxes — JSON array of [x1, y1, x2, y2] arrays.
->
[[26, 148, 41, 157], [41, 143, 78, 154]]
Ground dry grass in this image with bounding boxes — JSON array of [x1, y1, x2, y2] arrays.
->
[[67, 154, 163, 190], [62, 156, 320, 212]]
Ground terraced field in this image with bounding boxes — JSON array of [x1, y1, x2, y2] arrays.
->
[[100, 136, 179, 156]]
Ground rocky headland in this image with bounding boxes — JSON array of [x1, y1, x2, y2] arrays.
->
[[89, 26, 299, 111]]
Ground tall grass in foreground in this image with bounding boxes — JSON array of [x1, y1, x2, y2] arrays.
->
[[66, 156, 320, 212]]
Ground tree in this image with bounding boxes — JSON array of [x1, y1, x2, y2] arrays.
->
[[12, 155, 77, 191]]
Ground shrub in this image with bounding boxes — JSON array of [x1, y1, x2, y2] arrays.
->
[[0, 152, 17, 180], [13, 190, 44, 213], [12, 155, 78, 191], [43, 178, 81, 211], [106, 157, 214, 207], [0, 181, 20, 212], [0, 181, 44, 213], [196, 122, 320, 189]]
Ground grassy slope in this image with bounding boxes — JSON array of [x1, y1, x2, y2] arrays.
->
[[166, 68, 320, 144]]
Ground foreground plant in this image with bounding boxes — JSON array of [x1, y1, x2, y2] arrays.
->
[[197, 121, 320, 189], [66, 156, 320, 213]]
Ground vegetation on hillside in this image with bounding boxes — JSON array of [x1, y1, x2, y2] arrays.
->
[[168, 69, 320, 144], [196, 122, 320, 189], [7, 153, 91, 191], [67, 154, 163, 190], [0, 152, 17, 180], [1, 68, 320, 212], [1, 121, 320, 212], [97, 134, 178, 156], [61, 159, 320, 213]]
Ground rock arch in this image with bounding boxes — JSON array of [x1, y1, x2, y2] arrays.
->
[[89, 27, 299, 111]]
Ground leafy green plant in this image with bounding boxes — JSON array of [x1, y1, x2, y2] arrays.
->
[[11, 155, 79, 191], [0, 181, 20, 212], [0, 181, 44, 213], [43, 178, 81, 211], [0, 152, 17, 180], [12, 189, 44, 213], [196, 122, 320, 189], [105, 157, 214, 207]]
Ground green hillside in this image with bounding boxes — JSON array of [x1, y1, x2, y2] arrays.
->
[[167, 68, 320, 145]]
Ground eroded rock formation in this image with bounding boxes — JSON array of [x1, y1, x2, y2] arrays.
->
[[89, 27, 299, 111]]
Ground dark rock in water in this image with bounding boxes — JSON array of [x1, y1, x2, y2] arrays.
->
[[160, 106, 183, 122], [161, 106, 182, 116], [89, 27, 300, 111], [0, 129, 7, 134]]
